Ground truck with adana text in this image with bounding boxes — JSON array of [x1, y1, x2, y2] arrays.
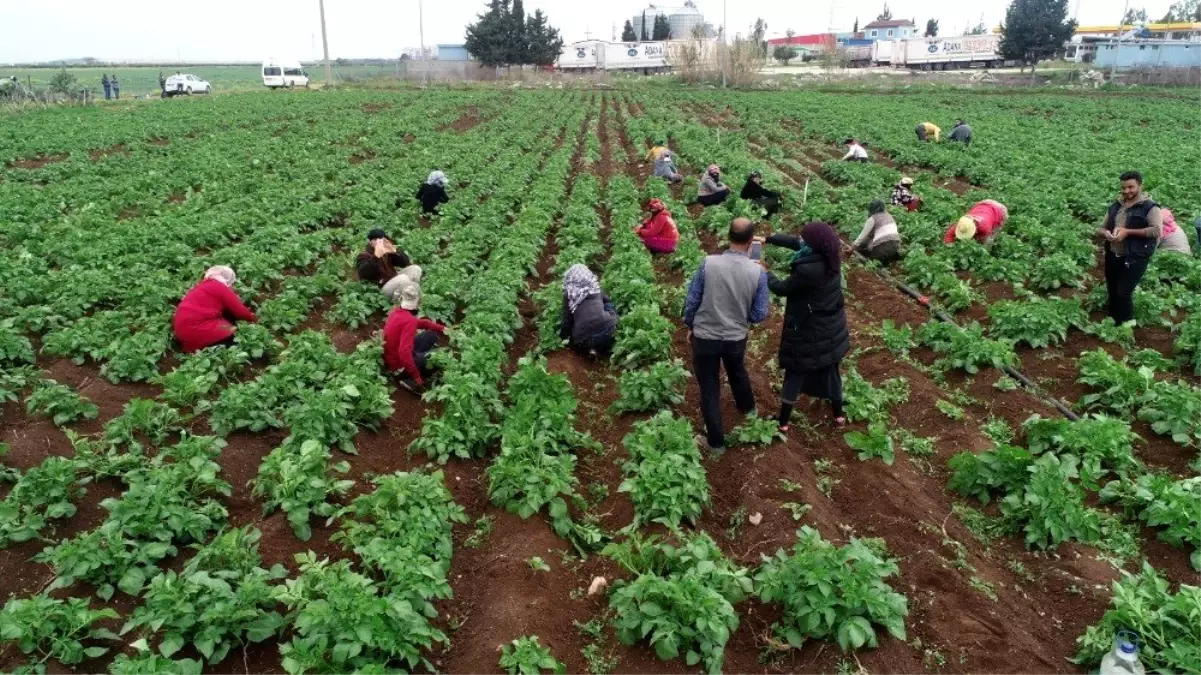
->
[[889, 35, 1014, 69]]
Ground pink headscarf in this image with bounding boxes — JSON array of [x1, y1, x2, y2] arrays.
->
[[204, 266, 237, 287], [707, 164, 720, 176], [1161, 209, 1178, 237]]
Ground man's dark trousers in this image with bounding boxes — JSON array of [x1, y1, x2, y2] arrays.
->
[[692, 335, 755, 449]]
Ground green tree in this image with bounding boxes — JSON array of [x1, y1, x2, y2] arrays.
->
[[652, 14, 672, 40], [925, 18, 940, 36], [524, 10, 564, 66], [853, 17, 860, 33], [465, 0, 513, 67], [1122, 7, 1148, 23], [751, 17, 769, 56], [998, 0, 1076, 73], [1160, 0, 1201, 21], [640, 11, 649, 40], [465, 0, 563, 67], [48, 69, 76, 95], [508, 0, 528, 64], [773, 45, 797, 65], [968, 21, 989, 34], [877, 4, 893, 21], [622, 19, 637, 42]]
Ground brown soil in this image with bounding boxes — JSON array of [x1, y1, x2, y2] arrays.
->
[[148, 137, 170, 146], [5, 152, 69, 170], [443, 106, 486, 133], [362, 102, 392, 114], [349, 150, 377, 165], [2, 95, 1194, 675], [88, 144, 128, 163]]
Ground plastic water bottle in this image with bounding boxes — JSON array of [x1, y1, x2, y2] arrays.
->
[[1099, 632, 1145, 675]]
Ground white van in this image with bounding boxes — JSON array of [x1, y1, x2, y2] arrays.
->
[[262, 60, 310, 88]]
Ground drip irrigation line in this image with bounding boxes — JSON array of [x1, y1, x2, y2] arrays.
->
[[849, 250, 1081, 422]]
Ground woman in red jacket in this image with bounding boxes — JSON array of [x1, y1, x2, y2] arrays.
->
[[173, 266, 258, 353], [383, 281, 448, 394], [944, 200, 1009, 244], [634, 198, 680, 254]]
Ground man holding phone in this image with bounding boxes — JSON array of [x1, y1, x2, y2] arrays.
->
[[683, 218, 770, 456], [1097, 171, 1161, 326]]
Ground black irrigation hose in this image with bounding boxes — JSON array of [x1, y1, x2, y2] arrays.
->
[[850, 251, 1081, 422]]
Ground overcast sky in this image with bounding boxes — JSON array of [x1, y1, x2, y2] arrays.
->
[[2, 0, 1170, 63]]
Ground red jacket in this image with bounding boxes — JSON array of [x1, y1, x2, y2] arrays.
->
[[172, 279, 258, 353], [944, 200, 1009, 243], [638, 211, 679, 244], [383, 307, 446, 385]]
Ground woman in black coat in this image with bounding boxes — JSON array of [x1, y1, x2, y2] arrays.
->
[[765, 222, 851, 432], [416, 170, 450, 215]]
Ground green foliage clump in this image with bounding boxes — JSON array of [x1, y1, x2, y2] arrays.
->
[[755, 526, 908, 653]]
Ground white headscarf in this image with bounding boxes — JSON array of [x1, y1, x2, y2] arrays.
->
[[204, 265, 236, 287], [427, 170, 448, 187], [563, 264, 601, 314]]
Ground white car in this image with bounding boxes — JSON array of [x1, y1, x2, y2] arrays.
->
[[164, 74, 211, 96]]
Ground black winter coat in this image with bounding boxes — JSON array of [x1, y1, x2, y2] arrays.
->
[[765, 234, 850, 373], [416, 183, 449, 214]]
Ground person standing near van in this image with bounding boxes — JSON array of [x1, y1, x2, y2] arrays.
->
[[159, 72, 166, 94]]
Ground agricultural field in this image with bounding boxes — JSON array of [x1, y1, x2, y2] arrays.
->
[[0, 86, 1199, 675]]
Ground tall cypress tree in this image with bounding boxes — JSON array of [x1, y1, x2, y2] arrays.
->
[[465, 0, 512, 67], [652, 14, 672, 40], [640, 11, 649, 40], [622, 20, 637, 42]]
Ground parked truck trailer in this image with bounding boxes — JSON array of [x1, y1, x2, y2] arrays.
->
[[892, 35, 1011, 69], [557, 39, 715, 73]]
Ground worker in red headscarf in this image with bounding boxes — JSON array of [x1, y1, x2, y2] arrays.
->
[[172, 266, 258, 353], [634, 198, 680, 254]]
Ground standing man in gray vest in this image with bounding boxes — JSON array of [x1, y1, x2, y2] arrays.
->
[[683, 217, 771, 455], [1097, 171, 1161, 326]]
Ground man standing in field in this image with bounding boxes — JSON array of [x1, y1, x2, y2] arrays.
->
[[948, 119, 973, 146], [1098, 171, 1162, 326], [110, 74, 120, 99], [915, 121, 940, 142], [683, 217, 770, 456], [101, 74, 111, 100]]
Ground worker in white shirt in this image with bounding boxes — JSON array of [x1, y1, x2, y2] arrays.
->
[[842, 138, 868, 163]]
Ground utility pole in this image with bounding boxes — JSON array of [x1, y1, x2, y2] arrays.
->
[[319, 0, 332, 85], [1110, 0, 1129, 82], [721, 0, 727, 87], [419, 0, 426, 58]]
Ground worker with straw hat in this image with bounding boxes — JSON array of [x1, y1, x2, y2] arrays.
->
[[944, 199, 1009, 245]]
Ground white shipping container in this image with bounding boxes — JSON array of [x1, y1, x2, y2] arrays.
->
[[871, 40, 894, 64], [557, 38, 715, 72], [558, 41, 603, 69], [900, 35, 1002, 67]]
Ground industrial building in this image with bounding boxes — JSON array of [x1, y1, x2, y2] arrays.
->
[[629, 2, 714, 40], [436, 44, 472, 61], [1064, 22, 1201, 63], [1093, 39, 1201, 69]]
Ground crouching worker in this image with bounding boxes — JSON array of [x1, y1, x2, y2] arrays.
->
[[890, 176, 920, 212], [356, 228, 421, 299], [383, 281, 447, 394], [740, 170, 781, 218], [173, 266, 258, 353], [559, 264, 618, 358], [635, 198, 680, 254], [853, 200, 902, 264], [945, 199, 1009, 245], [697, 165, 731, 207], [1158, 209, 1193, 256], [416, 170, 450, 215], [654, 150, 683, 184]]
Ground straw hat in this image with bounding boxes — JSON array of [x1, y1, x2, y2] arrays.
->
[[954, 216, 977, 241]]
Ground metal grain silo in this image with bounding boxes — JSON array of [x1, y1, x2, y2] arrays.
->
[[669, 1, 705, 40]]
